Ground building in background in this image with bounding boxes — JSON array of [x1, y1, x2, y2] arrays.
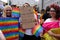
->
[[43, 0, 60, 9], [39, 0, 60, 10], [2, 0, 60, 12], [9, 0, 38, 6]]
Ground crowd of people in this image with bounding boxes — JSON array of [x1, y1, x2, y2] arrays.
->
[[0, 3, 60, 40]]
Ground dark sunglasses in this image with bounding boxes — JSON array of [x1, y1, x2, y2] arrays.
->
[[6, 10, 12, 11]]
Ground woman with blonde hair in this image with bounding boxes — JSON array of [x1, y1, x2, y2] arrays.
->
[[2, 5, 12, 17], [2, 5, 19, 40]]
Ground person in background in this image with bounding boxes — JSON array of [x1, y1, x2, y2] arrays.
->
[[40, 9, 45, 25], [42, 4, 60, 40], [0, 8, 3, 17], [33, 5, 40, 13], [42, 6, 51, 21], [33, 5, 38, 23], [11, 5, 16, 9], [0, 5, 4, 17]]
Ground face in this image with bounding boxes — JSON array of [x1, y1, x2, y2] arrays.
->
[[49, 8, 56, 18], [24, 3, 30, 7], [5, 7, 12, 17]]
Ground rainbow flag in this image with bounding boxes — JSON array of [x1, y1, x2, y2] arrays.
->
[[32, 24, 43, 37], [0, 17, 19, 40], [19, 24, 43, 37], [19, 28, 25, 37], [12, 8, 20, 17]]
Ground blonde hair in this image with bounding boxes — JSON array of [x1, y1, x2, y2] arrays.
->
[[2, 5, 12, 17]]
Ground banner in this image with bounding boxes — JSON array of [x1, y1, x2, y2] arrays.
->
[[20, 6, 37, 29]]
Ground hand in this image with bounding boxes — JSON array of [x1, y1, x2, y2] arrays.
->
[[48, 31, 55, 36], [20, 23, 22, 27], [40, 31, 43, 37], [48, 31, 60, 39], [40, 19, 44, 24], [54, 34, 60, 38]]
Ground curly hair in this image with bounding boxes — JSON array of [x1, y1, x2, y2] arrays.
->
[[50, 4, 60, 19]]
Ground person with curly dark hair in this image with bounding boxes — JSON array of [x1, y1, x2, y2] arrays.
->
[[42, 4, 60, 40]]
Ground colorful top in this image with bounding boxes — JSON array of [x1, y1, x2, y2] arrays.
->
[[42, 18, 59, 33], [0, 17, 19, 40]]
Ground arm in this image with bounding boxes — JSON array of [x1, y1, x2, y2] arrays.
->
[[40, 30, 43, 37], [48, 30, 60, 38], [0, 30, 6, 40], [48, 30, 55, 36]]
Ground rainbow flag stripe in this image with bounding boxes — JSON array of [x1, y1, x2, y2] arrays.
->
[[19, 28, 25, 37], [0, 17, 19, 40], [19, 24, 43, 37], [32, 24, 43, 37], [12, 8, 20, 17]]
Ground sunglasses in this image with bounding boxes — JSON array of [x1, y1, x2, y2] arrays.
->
[[6, 10, 12, 11]]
